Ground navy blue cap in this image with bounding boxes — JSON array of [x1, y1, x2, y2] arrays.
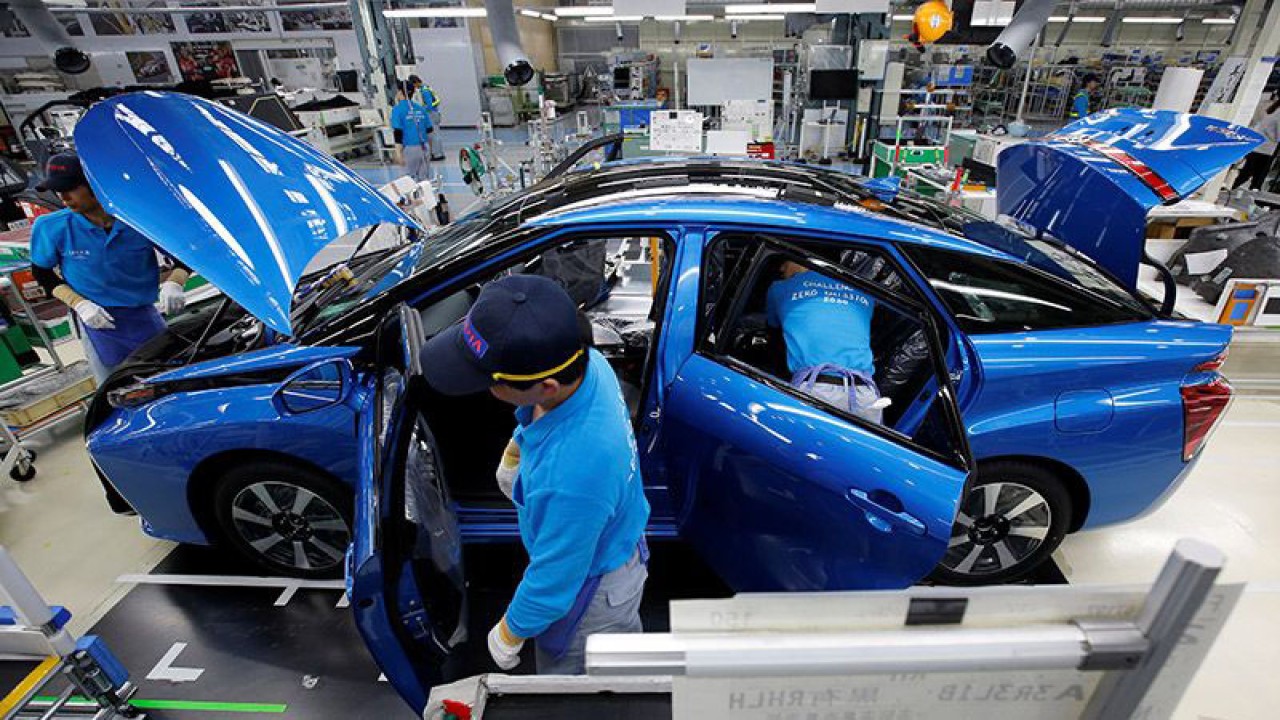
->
[[36, 152, 88, 193], [421, 275, 584, 396]]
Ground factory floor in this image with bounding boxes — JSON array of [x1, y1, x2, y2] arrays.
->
[[1, 129, 1277, 719]]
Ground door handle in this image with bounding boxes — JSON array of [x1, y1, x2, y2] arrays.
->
[[847, 488, 927, 536]]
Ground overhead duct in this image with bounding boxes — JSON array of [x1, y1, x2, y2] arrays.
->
[[10, 0, 89, 74], [985, 0, 1057, 68], [483, 0, 534, 86]]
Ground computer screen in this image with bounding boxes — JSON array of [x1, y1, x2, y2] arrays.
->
[[808, 69, 859, 100]]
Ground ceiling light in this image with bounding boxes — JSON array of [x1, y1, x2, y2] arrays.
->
[[1120, 17, 1184, 24], [554, 6, 614, 16], [385, 7, 488, 18], [733, 14, 785, 20], [725, 3, 816, 14], [890, 13, 913, 20], [539, 12, 557, 20], [519, 8, 540, 17], [655, 14, 714, 20], [1201, 17, 1236, 24], [1048, 15, 1107, 23], [584, 14, 643, 21]]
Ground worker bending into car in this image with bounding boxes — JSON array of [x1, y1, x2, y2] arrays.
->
[[767, 259, 889, 423], [29, 153, 189, 382], [421, 274, 650, 674]]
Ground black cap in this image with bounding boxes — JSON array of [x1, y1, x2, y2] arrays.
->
[[1082, 73, 1100, 85], [407, 75, 423, 87], [421, 275, 584, 396], [36, 152, 87, 193]]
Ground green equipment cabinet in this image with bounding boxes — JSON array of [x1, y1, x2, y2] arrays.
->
[[869, 141, 947, 178]]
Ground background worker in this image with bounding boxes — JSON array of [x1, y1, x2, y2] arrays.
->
[[1069, 74, 1099, 120], [408, 75, 446, 162], [29, 152, 188, 382], [767, 260, 889, 423], [390, 79, 435, 182], [421, 275, 650, 675], [1233, 92, 1280, 191]]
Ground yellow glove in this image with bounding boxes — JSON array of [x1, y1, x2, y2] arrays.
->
[[495, 438, 520, 500]]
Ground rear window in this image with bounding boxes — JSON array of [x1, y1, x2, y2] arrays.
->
[[903, 245, 1151, 334]]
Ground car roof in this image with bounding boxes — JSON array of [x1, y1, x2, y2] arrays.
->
[[474, 158, 1013, 260]]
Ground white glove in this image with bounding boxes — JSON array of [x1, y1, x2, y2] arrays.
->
[[487, 619, 524, 670], [158, 281, 186, 316], [495, 439, 520, 500], [74, 299, 115, 330]]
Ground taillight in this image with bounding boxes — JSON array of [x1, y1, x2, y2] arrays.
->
[[1177, 356, 1228, 458]]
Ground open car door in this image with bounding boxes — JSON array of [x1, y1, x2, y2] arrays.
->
[[662, 236, 973, 591], [349, 304, 467, 713]]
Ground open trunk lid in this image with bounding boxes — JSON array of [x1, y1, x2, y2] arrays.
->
[[998, 109, 1262, 289]]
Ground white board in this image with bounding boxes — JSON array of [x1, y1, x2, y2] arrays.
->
[[686, 58, 773, 106], [705, 130, 750, 156]]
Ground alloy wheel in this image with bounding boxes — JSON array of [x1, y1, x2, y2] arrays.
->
[[940, 481, 1052, 577], [229, 481, 350, 573]]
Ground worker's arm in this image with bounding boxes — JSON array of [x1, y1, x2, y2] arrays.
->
[[1073, 93, 1089, 119], [503, 487, 614, 639], [157, 251, 191, 315], [31, 264, 81, 307], [159, 254, 191, 286], [765, 282, 782, 327]]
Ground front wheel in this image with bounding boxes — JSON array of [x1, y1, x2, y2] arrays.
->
[[212, 461, 352, 579], [930, 461, 1071, 586]]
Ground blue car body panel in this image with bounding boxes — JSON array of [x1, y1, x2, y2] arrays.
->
[[999, 108, 1261, 287], [89, 382, 360, 543], [75, 92, 418, 335], [148, 344, 361, 383]]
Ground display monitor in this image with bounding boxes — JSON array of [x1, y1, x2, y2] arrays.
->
[[808, 69, 859, 100]]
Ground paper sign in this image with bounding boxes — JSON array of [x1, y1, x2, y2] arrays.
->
[[649, 110, 704, 153], [1183, 249, 1229, 276]]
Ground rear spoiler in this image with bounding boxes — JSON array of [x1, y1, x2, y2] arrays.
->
[[998, 109, 1261, 297]]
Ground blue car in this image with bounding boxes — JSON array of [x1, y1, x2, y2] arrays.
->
[[79, 94, 1251, 709]]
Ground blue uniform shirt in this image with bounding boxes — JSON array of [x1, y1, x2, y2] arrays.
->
[[29, 208, 161, 308], [1071, 91, 1089, 119], [767, 271, 875, 375], [390, 98, 434, 147], [505, 349, 650, 639]]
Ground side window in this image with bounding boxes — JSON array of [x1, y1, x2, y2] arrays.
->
[[702, 236, 957, 459], [902, 245, 1147, 334]]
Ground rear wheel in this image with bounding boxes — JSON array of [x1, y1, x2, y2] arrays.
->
[[212, 461, 352, 579], [930, 461, 1071, 586]]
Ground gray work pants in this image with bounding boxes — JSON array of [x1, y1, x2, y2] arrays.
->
[[429, 111, 444, 159], [403, 143, 432, 182], [534, 548, 647, 675]]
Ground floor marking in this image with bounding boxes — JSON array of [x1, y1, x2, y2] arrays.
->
[[33, 696, 288, 713], [0, 656, 59, 716], [274, 585, 299, 607], [147, 642, 205, 683], [1222, 421, 1280, 427], [117, 573, 350, 608]]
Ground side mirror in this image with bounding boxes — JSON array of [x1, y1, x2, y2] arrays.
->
[[273, 359, 353, 416]]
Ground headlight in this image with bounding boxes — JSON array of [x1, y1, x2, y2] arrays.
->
[[107, 382, 164, 409]]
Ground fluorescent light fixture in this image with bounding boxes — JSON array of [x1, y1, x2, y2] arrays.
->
[[554, 6, 613, 16], [519, 8, 540, 17], [733, 14, 786, 20], [971, 16, 1013, 26], [1048, 15, 1107, 23], [584, 14, 643, 21], [1121, 17, 1184, 24], [385, 7, 488, 18], [539, 12, 557, 20], [890, 13, 913, 20], [655, 14, 714, 20], [1201, 17, 1236, 24], [725, 3, 816, 14]]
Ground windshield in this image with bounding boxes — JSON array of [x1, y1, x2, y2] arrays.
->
[[292, 206, 502, 336]]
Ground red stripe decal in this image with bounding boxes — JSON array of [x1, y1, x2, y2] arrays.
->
[[1046, 135, 1180, 202]]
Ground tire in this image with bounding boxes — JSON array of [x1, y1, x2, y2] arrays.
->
[[930, 461, 1072, 586], [212, 460, 352, 579]]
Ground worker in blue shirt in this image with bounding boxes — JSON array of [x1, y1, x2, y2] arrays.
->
[[767, 260, 889, 423], [390, 79, 435, 182], [421, 274, 650, 674], [1069, 74, 1099, 120], [409, 75, 445, 161], [28, 153, 189, 382]]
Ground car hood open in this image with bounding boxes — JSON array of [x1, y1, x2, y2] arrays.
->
[[75, 91, 418, 335], [998, 108, 1261, 289]]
